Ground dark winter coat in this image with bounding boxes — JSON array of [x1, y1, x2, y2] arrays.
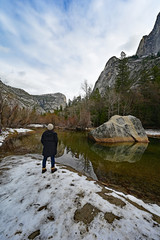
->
[[41, 130, 58, 157]]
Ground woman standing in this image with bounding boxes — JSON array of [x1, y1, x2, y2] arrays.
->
[[41, 123, 58, 173]]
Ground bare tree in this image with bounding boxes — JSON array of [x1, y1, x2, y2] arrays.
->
[[80, 80, 92, 127], [81, 80, 92, 100]]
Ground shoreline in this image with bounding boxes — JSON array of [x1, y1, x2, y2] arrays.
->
[[1, 127, 160, 206], [1, 126, 160, 148]]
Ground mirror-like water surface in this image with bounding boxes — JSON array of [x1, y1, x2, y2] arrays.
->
[[0, 129, 160, 203]]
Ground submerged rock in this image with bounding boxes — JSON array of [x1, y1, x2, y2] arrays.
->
[[89, 115, 149, 143]]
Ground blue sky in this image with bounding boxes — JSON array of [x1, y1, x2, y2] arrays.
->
[[0, 0, 160, 100]]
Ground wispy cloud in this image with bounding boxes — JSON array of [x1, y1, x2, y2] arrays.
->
[[0, 0, 160, 100], [0, 45, 10, 53]]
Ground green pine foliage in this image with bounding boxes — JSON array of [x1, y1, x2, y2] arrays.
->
[[115, 57, 131, 93], [60, 58, 160, 128]]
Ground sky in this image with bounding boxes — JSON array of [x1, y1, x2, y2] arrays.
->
[[0, 0, 160, 100]]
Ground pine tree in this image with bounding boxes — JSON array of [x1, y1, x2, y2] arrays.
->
[[115, 52, 131, 93]]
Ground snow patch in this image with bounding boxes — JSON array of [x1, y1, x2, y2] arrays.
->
[[145, 129, 160, 137], [0, 128, 32, 146], [27, 124, 45, 128]]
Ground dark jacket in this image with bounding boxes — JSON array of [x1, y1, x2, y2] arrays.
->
[[41, 130, 58, 157]]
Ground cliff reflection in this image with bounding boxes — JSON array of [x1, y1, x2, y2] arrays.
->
[[56, 139, 65, 157], [91, 142, 148, 163], [55, 132, 98, 180]]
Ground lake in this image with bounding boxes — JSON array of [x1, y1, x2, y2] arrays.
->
[[0, 128, 160, 204]]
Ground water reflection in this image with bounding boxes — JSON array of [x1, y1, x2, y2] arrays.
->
[[0, 131, 43, 158], [56, 142, 98, 180], [56, 139, 65, 157], [91, 142, 148, 163], [0, 129, 160, 203]]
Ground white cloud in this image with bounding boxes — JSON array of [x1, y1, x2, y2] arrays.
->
[[0, 0, 160, 100]]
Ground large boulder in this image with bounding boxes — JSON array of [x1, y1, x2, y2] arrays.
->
[[89, 115, 149, 143]]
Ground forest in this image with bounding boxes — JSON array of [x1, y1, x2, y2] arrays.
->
[[1, 54, 160, 130]]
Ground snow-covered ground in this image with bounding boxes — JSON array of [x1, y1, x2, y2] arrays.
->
[[0, 155, 160, 240], [0, 128, 32, 146], [145, 129, 160, 137]]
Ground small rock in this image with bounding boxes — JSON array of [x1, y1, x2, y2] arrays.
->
[[37, 205, 48, 211], [28, 230, 40, 239], [47, 214, 55, 221]]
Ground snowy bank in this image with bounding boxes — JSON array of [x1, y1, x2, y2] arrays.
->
[[145, 129, 160, 138], [27, 124, 45, 128], [0, 155, 160, 240], [0, 128, 33, 146]]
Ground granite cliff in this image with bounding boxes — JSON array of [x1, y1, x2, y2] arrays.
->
[[0, 79, 66, 113], [136, 12, 160, 57], [93, 12, 160, 95]]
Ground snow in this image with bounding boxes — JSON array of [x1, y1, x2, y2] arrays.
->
[[145, 129, 160, 137], [0, 154, 160, 240], [0, 128, 32, 146], [27, 124, 45, 128]]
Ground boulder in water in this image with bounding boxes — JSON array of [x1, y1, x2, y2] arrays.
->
[[89, 115, 149, 143]]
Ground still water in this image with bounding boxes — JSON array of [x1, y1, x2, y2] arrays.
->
[[0, 129, 160, 203]]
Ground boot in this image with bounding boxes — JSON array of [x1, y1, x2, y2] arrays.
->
[[42, 168, 47, 173], [51, 167, 57, 173]]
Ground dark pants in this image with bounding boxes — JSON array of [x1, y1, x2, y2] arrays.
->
[[42, 156, 55, 168]]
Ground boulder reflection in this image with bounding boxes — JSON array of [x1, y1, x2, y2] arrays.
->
[[91, 142, 148, 163]]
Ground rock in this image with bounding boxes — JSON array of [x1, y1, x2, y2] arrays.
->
[[136, 12, 160, 57], [93, 56, 119, 95], [89, 115, 149, 143], [93, 12, 160, 96], [28, 230, 40, 239], [93, 55, 160, 96], [0, 79, 66, 113], [33, 92, 66, 113]]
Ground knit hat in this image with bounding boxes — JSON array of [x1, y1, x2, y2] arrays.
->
[[47, 123, 54, 130]]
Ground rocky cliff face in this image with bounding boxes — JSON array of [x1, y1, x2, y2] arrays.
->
[[136, 12, 160, 57], [93, 12, 160, 95], [33, 93, 66, 112], [0, 79, 66, 113], [93, 56, 119, 95], [93, 56, 160, 95]]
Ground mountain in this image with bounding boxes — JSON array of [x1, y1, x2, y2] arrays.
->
[[93, 12, 160, 95], [93, 55, 160, 96], [93, 56, 119, 95], [136, 12, 160, 57], [0, 79, 66, 113], [33, 93, 66, 112]]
